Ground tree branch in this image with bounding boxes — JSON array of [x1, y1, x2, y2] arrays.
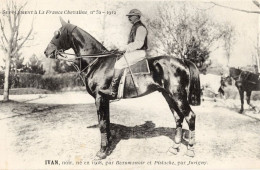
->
[[0, 19, 8, 43], [6, 1, 13, 30], [209, 1, 260, 14], [0, 40, 8, 53], [252, 0, 260, 8], [23, 43, 39, 48], [12, 16, 34, 55]]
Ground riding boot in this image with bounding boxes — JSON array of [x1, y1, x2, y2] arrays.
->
[[99, 69, 123, 99]]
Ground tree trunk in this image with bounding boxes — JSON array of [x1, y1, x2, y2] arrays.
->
[[3, 54, 11, 101], [256, 54, 260, 73], [257, 16, 260, 73], [14, 57, 17, 75]]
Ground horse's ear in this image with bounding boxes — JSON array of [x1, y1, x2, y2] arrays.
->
[[60, 17, 67, 26], [68, 20, 70, 23]]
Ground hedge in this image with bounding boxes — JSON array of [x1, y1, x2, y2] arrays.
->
[[1, 72, 260, 100], [0, 72, 84, 91]]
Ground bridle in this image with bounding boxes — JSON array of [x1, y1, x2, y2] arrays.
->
[[50, 25, 123, 86]]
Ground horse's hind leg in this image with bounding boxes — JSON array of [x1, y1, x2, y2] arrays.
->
[[162, 92, 184, 154], [184, 106, 196, 157], [246, 90, 252, 108], [162, 92, 195, 157]]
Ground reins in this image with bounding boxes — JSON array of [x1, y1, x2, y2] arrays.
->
[[56, 50, 116, 58], [54, 49, 120, 86]]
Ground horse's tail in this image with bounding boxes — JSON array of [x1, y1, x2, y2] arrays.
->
[[185, 59, 201, 106]]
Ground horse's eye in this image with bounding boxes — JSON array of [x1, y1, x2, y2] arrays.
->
[[54, 30, 61, 39]]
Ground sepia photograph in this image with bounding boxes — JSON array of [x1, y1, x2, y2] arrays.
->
[[0, 0, 260, 169]]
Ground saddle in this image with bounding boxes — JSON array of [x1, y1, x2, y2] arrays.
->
[[117, 58, 150, 98]]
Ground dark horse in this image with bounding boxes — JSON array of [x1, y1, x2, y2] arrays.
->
[[44, 18, 201, 159], [226, 67, 260, 113]]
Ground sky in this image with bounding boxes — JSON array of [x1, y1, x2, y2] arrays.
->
[[0, 0, 259, 70]]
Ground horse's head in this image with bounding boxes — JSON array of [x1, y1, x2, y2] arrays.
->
[[44, 17, 76, 59], [229, 67, 242, 80], [221, 67, 242, 86]]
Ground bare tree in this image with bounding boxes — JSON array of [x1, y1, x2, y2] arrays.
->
[[209, 0, 260, 73], [221, 24, 235, 65], [253, 0, 260, 72], [0, 0, 34, 101], [254, 38, 260, 73], [146, 3, 234, 71]]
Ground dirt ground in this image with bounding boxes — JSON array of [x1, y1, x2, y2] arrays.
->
[[0, 92, 260, 170]]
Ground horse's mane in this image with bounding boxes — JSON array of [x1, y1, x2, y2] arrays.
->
[[230, 67, 242, 74], [68, 24, 108, 52]]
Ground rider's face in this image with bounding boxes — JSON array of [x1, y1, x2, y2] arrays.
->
[[128, 15, 138, 24]]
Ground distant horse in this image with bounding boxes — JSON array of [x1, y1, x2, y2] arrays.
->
[[200, 73, 226, 102], [225, 67, 260, 113], [44, 18, 201, 159]]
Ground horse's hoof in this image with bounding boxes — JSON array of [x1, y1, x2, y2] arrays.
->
[[95, 151, 107, 160], [168, 147, 179, 155], [253, 108, 259, 114], [239, 110, 243, 114], [185, 149, 195, 157]]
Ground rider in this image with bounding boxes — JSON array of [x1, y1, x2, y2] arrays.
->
[[99, 9, 148, 99]]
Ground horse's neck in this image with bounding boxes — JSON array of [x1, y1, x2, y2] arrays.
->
[[71, 29, 117, 79], [72, 28, 107, 64]]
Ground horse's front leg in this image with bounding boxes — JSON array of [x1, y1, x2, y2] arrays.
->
[[238, 88, 244, 113], [246, 91, 258, 112], [95, 95, 111, 159]]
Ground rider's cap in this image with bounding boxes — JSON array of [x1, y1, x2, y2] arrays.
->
[[126, 9, 142, 16]]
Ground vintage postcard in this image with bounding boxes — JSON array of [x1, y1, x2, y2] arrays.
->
[[0, 0, 260, 169]]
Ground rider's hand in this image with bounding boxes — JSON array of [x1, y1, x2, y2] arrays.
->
[[110, 48, 125, 55], [119, 50, 126, 55]]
